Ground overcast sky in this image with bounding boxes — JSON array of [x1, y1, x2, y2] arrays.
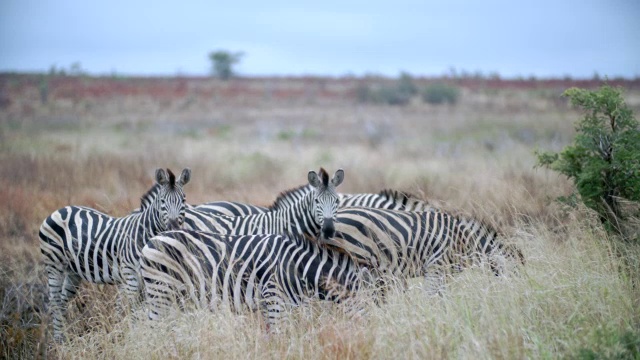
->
[[1, 0, 638, 78]]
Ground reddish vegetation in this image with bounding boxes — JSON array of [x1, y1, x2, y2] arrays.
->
[[1, 73, 638, 106]]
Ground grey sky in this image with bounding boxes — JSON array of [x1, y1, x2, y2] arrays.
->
[[1, 0, 638, 78]]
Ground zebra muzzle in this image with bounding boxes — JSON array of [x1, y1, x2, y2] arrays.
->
[[167, 219, 181, 230], [322, 218, 335, 239]]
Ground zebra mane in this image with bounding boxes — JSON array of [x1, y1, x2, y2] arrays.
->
[[318, 167, 329, 186], [268, 183, 312, 211], [377, 189, 419, 202], [140, 183, 162, 210], [167, 168, 176, 188], [376, 188, 448, 212]]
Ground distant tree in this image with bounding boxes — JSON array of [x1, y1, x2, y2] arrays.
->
[[69, 62, 84, 76], [208, 50, 244, 80]]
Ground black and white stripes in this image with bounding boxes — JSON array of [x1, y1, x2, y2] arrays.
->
[[39, 168, 191, 342], [322, 207, 524, 289], [39, 165, 524, 341], [140, 230, 368, 328]]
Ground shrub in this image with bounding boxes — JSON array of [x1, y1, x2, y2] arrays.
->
[[536, 85, 640, 238], [356, 73, 416, 106], [371, 85, 412, 106], [422, 82, 460, 105], [397, 72, 418, 97]]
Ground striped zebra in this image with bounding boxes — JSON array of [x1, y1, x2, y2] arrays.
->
[[320, 207, 524, 294], [184, 168, 344, 240], [140, 230, 372, 329], [39, 168, 191, 342]]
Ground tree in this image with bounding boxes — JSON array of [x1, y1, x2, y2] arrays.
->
[[536, 85, 640, 238], [208, 50, 244, 80]]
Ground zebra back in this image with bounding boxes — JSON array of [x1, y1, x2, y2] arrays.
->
[[140, 230, 366, 327], [327, 207, 523, 279], [340, 189, 437, 212], [192, 202, 269, 217]]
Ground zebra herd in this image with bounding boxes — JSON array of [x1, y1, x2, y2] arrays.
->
[[39, 167, 524, 342]]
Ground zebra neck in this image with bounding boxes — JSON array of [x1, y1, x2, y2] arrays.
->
[[281, 193, 318, 236], [137, 204, 165, 239]]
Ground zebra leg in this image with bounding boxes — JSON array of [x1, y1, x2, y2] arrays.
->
[[45, 265, 68, 343], [60, 273, 82, 304], [259, 283, 287, 333], [145, 287, 174, 321], [117, 266, 143, 316], [141, 278, 175, 321]]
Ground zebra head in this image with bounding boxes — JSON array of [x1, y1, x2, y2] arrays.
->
[[308, 168, 344, 240], [154, 168, 191, 231]]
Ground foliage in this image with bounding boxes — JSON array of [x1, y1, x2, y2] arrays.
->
[[397, 72, 418, 97], [208, 50, 244, 80], [536, 85, 640, 237], [570, 327, 640, 360], [356, 72, 417, 106], [421, 82, 460, 105]]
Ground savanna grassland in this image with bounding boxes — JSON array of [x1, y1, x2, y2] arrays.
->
[[1, 74, 639, 359]]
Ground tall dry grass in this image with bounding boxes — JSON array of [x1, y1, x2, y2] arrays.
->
[[1, 81, 639, 358], [49, 208, 639, 359]]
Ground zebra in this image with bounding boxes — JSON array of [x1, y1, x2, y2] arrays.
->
[[184, 168, 344, 240], [139, 229, 373, 329], [318, 207, 525, 295], [39, 168, 191, 342]]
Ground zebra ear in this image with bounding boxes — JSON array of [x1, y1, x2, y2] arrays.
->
[[178, 168, 191, 186], [155, 168, 169, 185], [308, 170, 321, 188], [331, 169, 344, 187]]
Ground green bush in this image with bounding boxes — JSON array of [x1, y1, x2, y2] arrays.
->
[[397, 72, 418, 97], [422, 82, 460, 105], [371, 85, 412, 105], [356, 73, 416, 106], [536, 85, 640, 237]]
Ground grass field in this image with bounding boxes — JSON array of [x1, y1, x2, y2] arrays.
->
[[1, 75, 639, 359]]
